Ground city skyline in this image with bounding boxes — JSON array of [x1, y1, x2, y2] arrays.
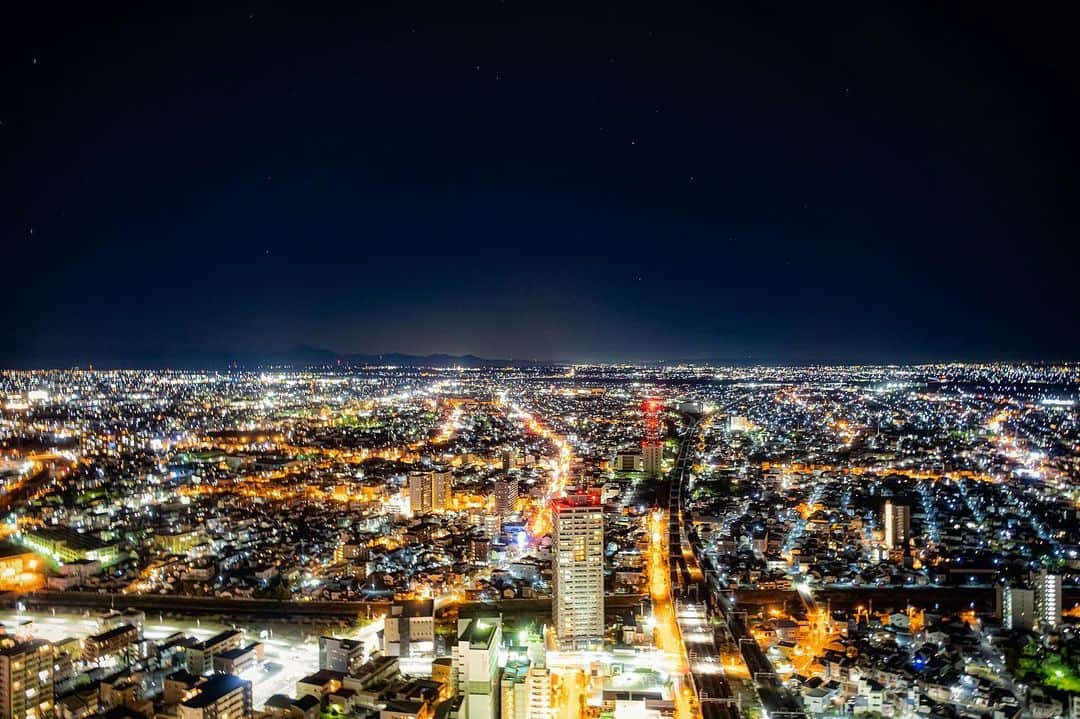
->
[[1, 362, 1078, 717], [4, 4, 1080, 717]]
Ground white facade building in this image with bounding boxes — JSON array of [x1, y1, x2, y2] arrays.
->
[[552, 493, 604, 650]]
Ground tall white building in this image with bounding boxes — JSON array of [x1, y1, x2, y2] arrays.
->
[[453, 617, 502, 719], [883, 500, 910, 550], [1002, 586, 1035, 631], [1035, 570, 1062, 630], [552, 493, 604, 650]]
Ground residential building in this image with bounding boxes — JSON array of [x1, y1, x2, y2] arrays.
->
[[883, 500, 910, 550], [177, 674, 252, 719], [552, 493, 604, 650], [409, 471, 453, 515], [641, 443, 662, 478], [213, 644, 262, 676], [1002, 586, 1035, 631], [84, 624, 140, 663], [0, 638, 54, 719], [319, 636, 366, 674], [500, 660, 530, 719], [1035, 570, 1062, 630], [494, 478, 519, 520], [187, 630, 244, 676], [525, 666, 550, 719]]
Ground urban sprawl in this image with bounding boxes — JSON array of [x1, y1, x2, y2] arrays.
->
[[0, 364, 1078, 719]]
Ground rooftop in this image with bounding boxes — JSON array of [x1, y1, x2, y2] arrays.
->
[[182, 674, 250, 708]]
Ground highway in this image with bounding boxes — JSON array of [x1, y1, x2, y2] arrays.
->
[[669, 415, 806, 719]]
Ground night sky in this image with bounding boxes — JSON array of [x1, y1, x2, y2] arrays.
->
[[4, 3, 1078, 367]]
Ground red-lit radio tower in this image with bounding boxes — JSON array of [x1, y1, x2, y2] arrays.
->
[[642, 397, 663, 476]]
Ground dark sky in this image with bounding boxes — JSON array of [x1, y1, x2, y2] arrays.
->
[[3, 2, 1078, 367]]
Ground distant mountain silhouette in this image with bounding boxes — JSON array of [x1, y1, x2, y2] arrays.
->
[[223, 345, 547, 369]]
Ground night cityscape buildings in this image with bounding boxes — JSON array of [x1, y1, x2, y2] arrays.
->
[[0, 362, 1078, 719], [4, 3, 1080, 719], [551, 493, 605, 651]]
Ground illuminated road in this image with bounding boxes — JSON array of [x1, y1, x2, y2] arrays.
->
[[501, 398, 572, 539], [647, 509, 699, 719]]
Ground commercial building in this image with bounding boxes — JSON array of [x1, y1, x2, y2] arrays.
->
[[18, 528, 120, 567], [0, 638, 54, 719], [883, 500, 910, 550], [177, 673, 252, 719], [0, 543, 41, 591], [154, 530, 206, 555], [552, 493, 604, 650], [384, 600, 435, 658], [613, 452, 643, 473]]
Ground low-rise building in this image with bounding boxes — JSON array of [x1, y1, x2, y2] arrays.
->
[[177, 673, 252, 719]]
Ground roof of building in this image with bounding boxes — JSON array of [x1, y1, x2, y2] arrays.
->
[[0, 637, 51, 656], [87, 624, 138, 643], [26, 527, 116, 550], [383, 700, 424, 715], [216, 645, 256, 660], [392, 599, 434, 618], [458, 617, 499, 648], [263, 694, 294, 709], [298, 669, 346, 686], [166, 669, 204, 687], [321, 635, 364, 650], [501, 660, 530, 682], [182, 674, 250, 708], [0, 540, 35, 558], [293, 695, 321, 711], [194, 629, 242, 649]]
